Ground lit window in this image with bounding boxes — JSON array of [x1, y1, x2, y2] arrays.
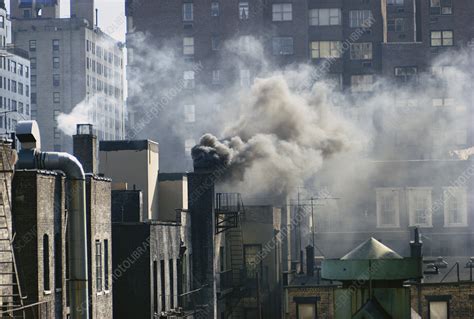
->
[[95, 240, 103, 292], [394, 66, 417, 82], [388, 18, 404, 32], [183, 71, 195, 89], [309, 8, 341, 26], [272, 37, 294, 55], [183, 37, 194, 55], [443, 187, 467, 227], [349, 10, 373, 28], [211, 2, 219, 16], [430, 0, 452, 15], [239, 2, 249, 20], [272, 3, 292, 21], [431, 31, 453, 46], [310, 41, 341, 59], [407, 188, 432, 227], [0, 16, 4, 29], [376, 188, 400, 228], [184, 104, 195, 123], [183, 3, 193, 22], [350, 42, 373, 60], [297, 304, 316, 319]]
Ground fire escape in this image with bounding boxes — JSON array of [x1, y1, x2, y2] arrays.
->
[[215, 193, 246, 318]]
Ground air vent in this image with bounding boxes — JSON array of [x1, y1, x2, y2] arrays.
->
[[183, 23, 193, 29]]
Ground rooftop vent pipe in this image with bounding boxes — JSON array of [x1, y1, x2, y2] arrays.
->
[[15, 121, 89, 319]]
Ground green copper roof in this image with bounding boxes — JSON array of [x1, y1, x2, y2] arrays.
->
[[341, 237, 403, 260]]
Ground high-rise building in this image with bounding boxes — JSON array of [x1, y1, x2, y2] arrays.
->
[[0, 1, 30, 134], [125, 0, 474, 172], [11, 0, 125, 152]]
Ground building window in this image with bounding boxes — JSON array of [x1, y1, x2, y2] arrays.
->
[[11, 81, 16, 93], [160, 260, 166, 311], [43, 234, 50, 291], [53, 57, 60, 69], [169, 259, 174, 309], [296, 302, 318, 319], [394, 66, 417, 82], [376, 188, 400, 228], [53, 74, 60, 87], [31, 58, 36, 70], [211, 36, 220, 51], [431, 31, 453, 47], [95, 240, 102, 292], [244, 245, 262, 280], [240, 69, 250, 87], [153, 261, 158, 313], [239, 2, 249, 20], [0, 16, 4, 29], [211, 2, 219, 16], [310, 41, 341, 59], [31, 92, 36, 104], [430, 0, 452, 15], [31, 75, 36, 86], [104, 240, 109, 291], [309, 8, 341, 26], [183, 71, 195, 89], [407, 188, 432, 227], [18, 83, 23, 95], [426, 295, 451, 319], [387, 0, 404, 4], [52, 39, 60, 51], [443, 187, 467, 227], [350, 42, 373, 60], [388, 18, 404, 32], [272, 3, 292, 21], [18, 102, 24, 114], [53, 92, 60, 103], [184, 104, 195, 123], [183, 3, 193, 22], [184, 139, 195, 157], [349, 10, 373, 28], [183, 37, 194, 55], [272, 37, 294, 55], [212, 70, 220, 84], [25, 66, 29, 78], [29, 40, 36, 52]]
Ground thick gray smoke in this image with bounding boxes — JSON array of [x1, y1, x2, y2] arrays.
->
[[192, 75, 358, 198]]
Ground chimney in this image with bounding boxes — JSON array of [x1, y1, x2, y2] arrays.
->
[[73, 124, 97, 174], [410, 227, 423, 258], [70, 0, 95, 25], [306, 245, 315, 277]]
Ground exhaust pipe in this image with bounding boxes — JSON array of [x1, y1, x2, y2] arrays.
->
[[15, 121, 89, 319]]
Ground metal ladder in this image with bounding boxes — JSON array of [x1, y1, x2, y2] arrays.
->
[[0, 146, 25, 318]]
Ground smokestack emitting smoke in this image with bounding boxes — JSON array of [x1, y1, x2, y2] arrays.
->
[[192, 76, 355, 198]]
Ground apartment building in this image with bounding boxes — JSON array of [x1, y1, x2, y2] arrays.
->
[[11, 0, 125, 152], [0, 2, 30, 133]]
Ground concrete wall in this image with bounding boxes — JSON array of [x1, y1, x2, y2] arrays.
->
[[158, 173, 187, 221], [99, 140, 159, 221]]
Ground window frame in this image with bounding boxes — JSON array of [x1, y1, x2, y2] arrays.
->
[[350, 42, 373, 60], [309, 8, 341, 26], [430, 30, 453, 47], [183, 37, 195, 55], [294, 297, 319, 319], [443, 187, 468, 227], [272, 37, 294, 55], [239, 2, 249, 20], [183, 3, 194, 22], [407, 187, 433, 227], [272, 3, 293, 22], [310, 41, 342, 59], [426, 295, 451, 319], [376, 188, 401, 228], [95, 240, 103, 293], [349, 10, 373, 28]]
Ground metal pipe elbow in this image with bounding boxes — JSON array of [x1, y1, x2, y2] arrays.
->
[[37, 152, 85, 180]]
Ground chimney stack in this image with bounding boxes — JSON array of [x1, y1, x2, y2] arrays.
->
[[306, 245, 315, 276], [73, 124, 97, 174], [410, 227, 423, 258]]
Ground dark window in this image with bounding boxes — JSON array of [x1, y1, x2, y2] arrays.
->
[[183, 3, 193, 21], [169, 259, 174, 309], [52, 39, 60, 51], [160, 260, 166, 311], [211, 36, 221, 51], [95, 240, 102, 292], [104, 240, 109, 291], [272, 37, 294, 55], [430, 0, 452, 15], [387, 18, 404, 32], [244, 245, 262, 280], [153, 261, 158, 313], [43, 234, 50, 291], [55, 234, 62, 290], [211, 2, 219, 16], [394, 66, 418, 82], [53, 74, 60, 87], [29, 40, 36, 52], [53, 57, 60, 69]]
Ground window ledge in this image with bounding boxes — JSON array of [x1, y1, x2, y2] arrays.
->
[[444, 223, 468, 228]]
